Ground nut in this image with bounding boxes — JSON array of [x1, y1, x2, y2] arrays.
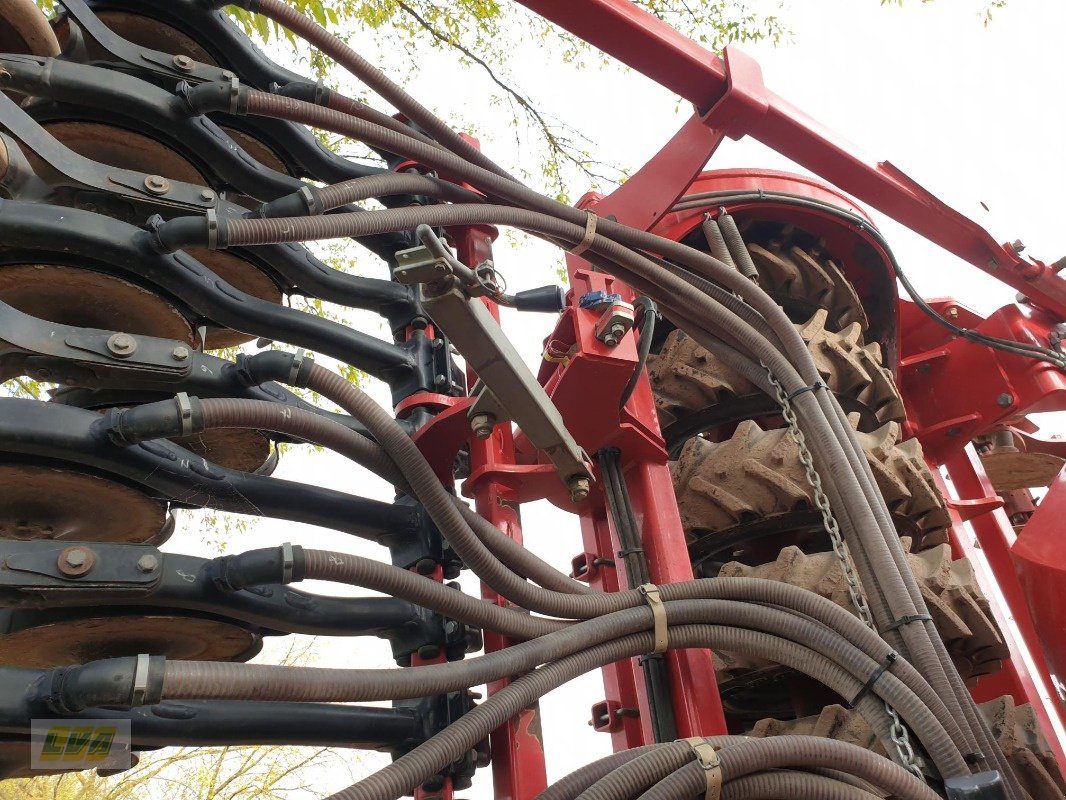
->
[[106, 332, 137, 357], [470, 413, 496, 440], [143, 175, 171, 196], [568, 477, 591, 503], [997, 393, 1014, 408], [137, 554, 160, 573], [171, 346, 190, 362]]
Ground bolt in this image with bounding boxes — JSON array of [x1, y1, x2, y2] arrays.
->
[[946, 307, 959, 320], [1012, 239, 1026, 254], [137, 554, 160, 573], [171, 346, 190, 362], [470, 412, 496, 440], [199, 188, 215, 202], [434, 373, 448, 387], [106, 332, 137, 357], [603, 323, 626, 347], [569, 476, 591, 503], [65, 550, 86, 568], [57, 546, 94, 577], [997, 393, 1014, 408], [143, 175, 171, 196], [172, 54, 194, 71]]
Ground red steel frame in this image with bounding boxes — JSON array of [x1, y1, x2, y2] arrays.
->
[[405, 3, 1066, 797]]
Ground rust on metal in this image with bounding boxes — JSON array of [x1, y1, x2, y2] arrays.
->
[[0, 463, 170, 544], [0, 0, 61, 58], [0, 614, 260, 667], [0, 264, 196, 344]]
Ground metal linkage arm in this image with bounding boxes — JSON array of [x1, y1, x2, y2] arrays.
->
[[519, 0, 1065, 316]]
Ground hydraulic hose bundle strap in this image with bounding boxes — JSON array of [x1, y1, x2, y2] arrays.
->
[[570, 211, 598, 256], [639, 583, 669, 654], [684, 737, 723, 800]]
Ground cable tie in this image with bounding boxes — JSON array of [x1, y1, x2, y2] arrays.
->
[[638, 583, 668, 654], [885, 613, 932, 632], [683, 737, 722, 800], [848, 651, 897, 709], [617, 546, 646, 558], [570, 211, 598, 256], [786, 380, 826, 401]]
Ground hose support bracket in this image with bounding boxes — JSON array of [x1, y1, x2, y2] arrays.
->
[[570, 211, 598, 256]]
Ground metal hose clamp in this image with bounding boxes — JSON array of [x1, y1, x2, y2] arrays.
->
[[281, 542, 295, 584], [132, 653, 151, 706], [175, 392, 194, 436]]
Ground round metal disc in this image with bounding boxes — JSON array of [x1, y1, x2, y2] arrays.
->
[[92, 10, 218, 65], [0, 0, 60, 57], [0, 264, 195, 344], [172, 427, 273, 473], [981, 450, 1066, 491], [220, 127, 292, 176], [40, 121, 209, 186], [0, 613, 261, 667], [0, 463, 170, 544], [183, 248, 283, 349]]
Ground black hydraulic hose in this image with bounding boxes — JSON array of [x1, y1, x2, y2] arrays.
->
[[618, 297, 657, 410], [598, 448, 677, 744]]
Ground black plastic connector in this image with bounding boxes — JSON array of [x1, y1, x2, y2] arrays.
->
[[513, 285, 567, 313], [42, 656, 166, 715], [103, 394, 205, 446], [945, 772, 1008, 800], [234, 350, 316, 390], [210, 544, 307, 592], [176, 79, 249, 116], [255, 185, 324, 219], [147, 213, 225, 253], [275, 80, 332, 107]]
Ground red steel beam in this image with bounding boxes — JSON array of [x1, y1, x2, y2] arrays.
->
[[517, 0, 1066, 316]]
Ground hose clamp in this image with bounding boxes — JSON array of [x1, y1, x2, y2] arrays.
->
[[281, 542, 295, 584], [298, 185, 322, 216], [683, 737, 722, 800], [206, 208, 219, 249], [638, 583, 668, 654], [289, 350, 313, 386], [131, 653, 151, 706], [229, 75, 241, 114], [175, 392, 194, 437]]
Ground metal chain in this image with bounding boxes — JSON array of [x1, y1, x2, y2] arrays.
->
[[764, 367, 925, 781]]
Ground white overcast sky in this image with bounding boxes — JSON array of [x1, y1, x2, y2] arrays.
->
[[149, 1, 1066, 797]]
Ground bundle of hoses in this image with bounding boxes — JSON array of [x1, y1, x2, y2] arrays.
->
[[141, 1, 1025, 796]]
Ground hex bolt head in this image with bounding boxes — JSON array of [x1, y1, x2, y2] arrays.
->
[[65, 549, 86, 568], [470, 413, 496, 440], [106, 332, 137, 357], [199, 188, 215, 202], [137, 554, 160, 573], [143, 175, 171, 196], [997, 393, 1014, 408], [434, 374, 448, 387], [172, 54, 194, 71], [57, 546, 95, 577], [171, 346, 190, 362], [569, 477, 591, 503]]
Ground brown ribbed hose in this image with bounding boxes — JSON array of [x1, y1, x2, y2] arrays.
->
[[248, 0, 515, 182], [642, 764, 883, 800], [316, 625, 929, 800]]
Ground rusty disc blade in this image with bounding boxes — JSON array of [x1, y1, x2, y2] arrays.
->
[[90, 10, 217, 65], [0, 264, 196, 344], [183, 249, 283, 349], [0, 0, 60, 57], [39, 121, 209, 186], [220, 127, 292, 175], [0, 612, 261, 667], [172, 427, 273, 473], [0, 462, 169, 544]]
